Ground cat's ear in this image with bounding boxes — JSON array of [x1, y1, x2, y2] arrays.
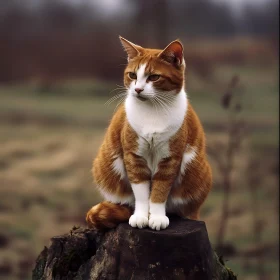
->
[[119, 36, 143, 61], [158, 40, 184, 66]]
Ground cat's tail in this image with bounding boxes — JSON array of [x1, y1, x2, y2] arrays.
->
[[86, 201, 133, 230]]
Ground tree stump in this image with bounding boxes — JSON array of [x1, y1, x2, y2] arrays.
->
[[32, 216, 236, 280]]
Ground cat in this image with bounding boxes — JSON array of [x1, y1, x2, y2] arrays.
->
[[86, 36, 212, 231]]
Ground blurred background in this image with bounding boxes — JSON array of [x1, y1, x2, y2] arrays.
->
[[0, 0, 278, 279]]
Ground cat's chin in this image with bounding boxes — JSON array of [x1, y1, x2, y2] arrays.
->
[[136, 95, 148, 102]]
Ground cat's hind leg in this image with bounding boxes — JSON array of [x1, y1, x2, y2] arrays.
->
[[166, 196, 200, 220], [169, 159, 212, 221], [179, 202, 201, 220]]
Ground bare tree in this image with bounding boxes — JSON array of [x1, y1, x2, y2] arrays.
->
[[208, 76, 246, 251], [247, 159, 266, 280]]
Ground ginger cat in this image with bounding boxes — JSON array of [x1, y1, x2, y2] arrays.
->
[[86, 37, 212, 231]]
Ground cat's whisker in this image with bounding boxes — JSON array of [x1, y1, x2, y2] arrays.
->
[[108, 90, 123, 96], [116, 84, 127, 88], [158, 96, 173, 113], [109, 84, 127, 93], [156, 97, 175, 109], [113, 96, 126, 113], [155, 93, 174, 101], [154, 96, 171, 116], [105, 92, 126, 103], [112, 86, 126, 91], [156, 93, 176, 102], [113, 96, 125, 110], [155, 94, 176, 107], [154, 99, 162, 117], [105, 92, 127, 106], [108, 88, 126, 96], [106, 95, 127, 106], [150, 98, 159, 116], [138, 93, 173, 115], [143, 92, 176, 104]]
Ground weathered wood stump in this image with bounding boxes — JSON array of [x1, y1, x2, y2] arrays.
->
[[32, 216, 236, 280]]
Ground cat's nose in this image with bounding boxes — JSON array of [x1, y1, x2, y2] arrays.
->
[[135, 88, 144, 94]]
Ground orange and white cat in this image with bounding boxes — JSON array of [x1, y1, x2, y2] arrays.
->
[[86, 37, 212, 231]]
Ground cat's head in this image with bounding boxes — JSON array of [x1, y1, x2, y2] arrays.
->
[[120, 36, 185, 102]]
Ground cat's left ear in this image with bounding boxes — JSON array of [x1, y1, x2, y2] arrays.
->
[[119, 36, 143, 61], [158, 40, 184, 66]]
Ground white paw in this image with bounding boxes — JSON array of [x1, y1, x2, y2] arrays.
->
[[129, 214, 149, 229], [149, 215, 169, 231]]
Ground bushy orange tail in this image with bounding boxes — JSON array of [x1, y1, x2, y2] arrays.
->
[[86, 201, 133, 230]]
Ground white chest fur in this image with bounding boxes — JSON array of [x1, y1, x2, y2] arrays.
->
[[125, 89, 188, 175]]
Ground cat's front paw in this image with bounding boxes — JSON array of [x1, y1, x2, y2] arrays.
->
[[129, 214, 149, 229], [149, 215, 169, 231]]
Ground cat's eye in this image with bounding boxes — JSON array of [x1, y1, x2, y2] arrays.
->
[[128, 72, 137, 79], [148, 74, 160, 81]]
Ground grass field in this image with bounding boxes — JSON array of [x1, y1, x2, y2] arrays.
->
[[0, 62, 278, 279]]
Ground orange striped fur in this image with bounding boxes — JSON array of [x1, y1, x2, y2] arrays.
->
[[86, 37, 212, 231]]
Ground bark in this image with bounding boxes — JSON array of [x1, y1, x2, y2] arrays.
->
[[32, 216, 237, 280]]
